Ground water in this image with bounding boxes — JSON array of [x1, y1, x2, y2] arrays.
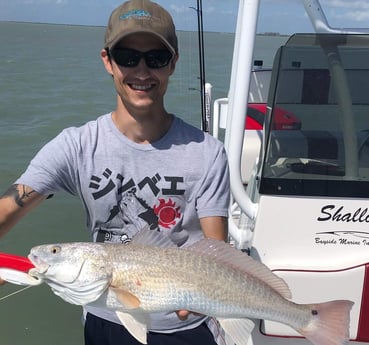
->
[[0, 21, 287, 344]]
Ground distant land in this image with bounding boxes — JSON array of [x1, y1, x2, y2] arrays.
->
[[1, 20, 290, 37], [258, 32, 288, 37]]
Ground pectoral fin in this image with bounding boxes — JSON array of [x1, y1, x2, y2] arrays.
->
[[218, 318, 255, 345], [116, 311, 149, 344], [111, 287, 141, 309]]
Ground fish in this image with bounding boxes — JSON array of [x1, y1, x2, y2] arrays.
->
[[27, 228, 353, 345]]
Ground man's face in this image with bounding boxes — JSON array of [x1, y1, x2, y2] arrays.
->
[[105, 33, 177, 114]]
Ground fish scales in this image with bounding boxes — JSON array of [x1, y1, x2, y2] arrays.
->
[[105, 243, 312, 329]]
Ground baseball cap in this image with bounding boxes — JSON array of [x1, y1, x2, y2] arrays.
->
[[104, 0, 178, 55]]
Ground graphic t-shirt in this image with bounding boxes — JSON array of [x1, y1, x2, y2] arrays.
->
[[16, 113, 230, 331]]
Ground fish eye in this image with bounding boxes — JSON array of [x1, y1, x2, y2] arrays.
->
[[50, 245, 61, 254]]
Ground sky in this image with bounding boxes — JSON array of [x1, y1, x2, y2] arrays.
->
[[1, 0, 369, 35]]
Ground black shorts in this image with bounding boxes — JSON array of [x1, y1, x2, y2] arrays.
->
[[84, 313, 218, 345]]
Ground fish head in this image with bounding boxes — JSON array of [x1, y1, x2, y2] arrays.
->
[[28, 242, 111, 305]]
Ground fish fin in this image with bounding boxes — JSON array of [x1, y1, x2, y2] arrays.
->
[[0, 268, 42, 286], [187, 239, 292, 299], [111, 287, 141, 309], [132, 226, 177, 248], [116, 311, 148, 344], [297, 300, 353, 345], [218, 318, 255, 345]]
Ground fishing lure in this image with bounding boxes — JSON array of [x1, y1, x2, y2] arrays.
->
[[0, 252, 40, 286]]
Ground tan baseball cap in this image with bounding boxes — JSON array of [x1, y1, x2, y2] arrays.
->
[[104, 0, 178, 55]]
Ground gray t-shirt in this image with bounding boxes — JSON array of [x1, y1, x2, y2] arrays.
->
[[16, 113, 230, 332]]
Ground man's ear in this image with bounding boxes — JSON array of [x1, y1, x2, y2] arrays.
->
[[101, 49, 114, 76]]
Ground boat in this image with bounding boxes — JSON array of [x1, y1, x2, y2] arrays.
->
[[209, 0, 369, 344]]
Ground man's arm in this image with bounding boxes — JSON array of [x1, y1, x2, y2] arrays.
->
[[0, 184, 46, 285], [200, 216, 228, 241], [0, 184, 46, 238]]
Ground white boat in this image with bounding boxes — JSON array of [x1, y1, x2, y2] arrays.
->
[[210, 0, 369, 344]]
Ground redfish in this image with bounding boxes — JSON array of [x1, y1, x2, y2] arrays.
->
[[27, 229, 353, 345]]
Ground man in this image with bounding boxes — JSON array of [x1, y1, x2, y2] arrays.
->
[[0, 1, 230, 344]]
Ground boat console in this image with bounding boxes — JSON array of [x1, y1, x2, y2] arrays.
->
[[248, 33, 369, 343]]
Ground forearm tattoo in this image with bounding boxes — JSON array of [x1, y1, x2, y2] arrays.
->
[[1, 184, 36, 208]]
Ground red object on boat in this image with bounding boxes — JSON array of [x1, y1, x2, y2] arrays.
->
[[246, 103, 301, 130], [0, 252, 34, 272]]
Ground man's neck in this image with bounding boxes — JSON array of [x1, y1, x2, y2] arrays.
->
[[112, 101, 173, 144]]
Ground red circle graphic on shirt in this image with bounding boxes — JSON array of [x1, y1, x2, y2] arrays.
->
[[153, 198, 181, 229]]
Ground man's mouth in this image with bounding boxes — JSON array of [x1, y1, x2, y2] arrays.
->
[[129, 83, 155, 91]]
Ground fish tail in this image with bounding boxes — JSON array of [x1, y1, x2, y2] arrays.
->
[[297, 300, 354, 345]]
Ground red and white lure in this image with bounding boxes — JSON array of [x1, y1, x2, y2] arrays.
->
[[0, 252, 41, 286]]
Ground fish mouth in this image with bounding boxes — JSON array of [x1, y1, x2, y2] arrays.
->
[[27, 254, 49, 275]]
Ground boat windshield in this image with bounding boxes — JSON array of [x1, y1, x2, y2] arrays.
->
[[260, 34, 369, 198]]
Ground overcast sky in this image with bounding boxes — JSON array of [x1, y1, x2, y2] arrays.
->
[[1, 0, 369, 34]]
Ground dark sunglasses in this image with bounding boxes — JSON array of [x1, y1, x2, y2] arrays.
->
[[109, 48, 173, 69]]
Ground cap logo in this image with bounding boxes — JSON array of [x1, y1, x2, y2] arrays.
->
[[120, 9, 151, 20]]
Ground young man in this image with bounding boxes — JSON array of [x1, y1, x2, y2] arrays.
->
[[0, 1, 230, 344]]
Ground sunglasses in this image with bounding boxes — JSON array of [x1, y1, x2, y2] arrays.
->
[[109, 48, 173, 69]]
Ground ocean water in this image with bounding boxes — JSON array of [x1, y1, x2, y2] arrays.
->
[[0, 21, 287, 344]]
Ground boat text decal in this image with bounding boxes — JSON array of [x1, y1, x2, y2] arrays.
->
[[315, 204, 369, 246]]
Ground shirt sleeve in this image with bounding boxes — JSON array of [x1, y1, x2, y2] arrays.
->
[[195, 143, 230, 219], [15, 128, 79, 196]]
